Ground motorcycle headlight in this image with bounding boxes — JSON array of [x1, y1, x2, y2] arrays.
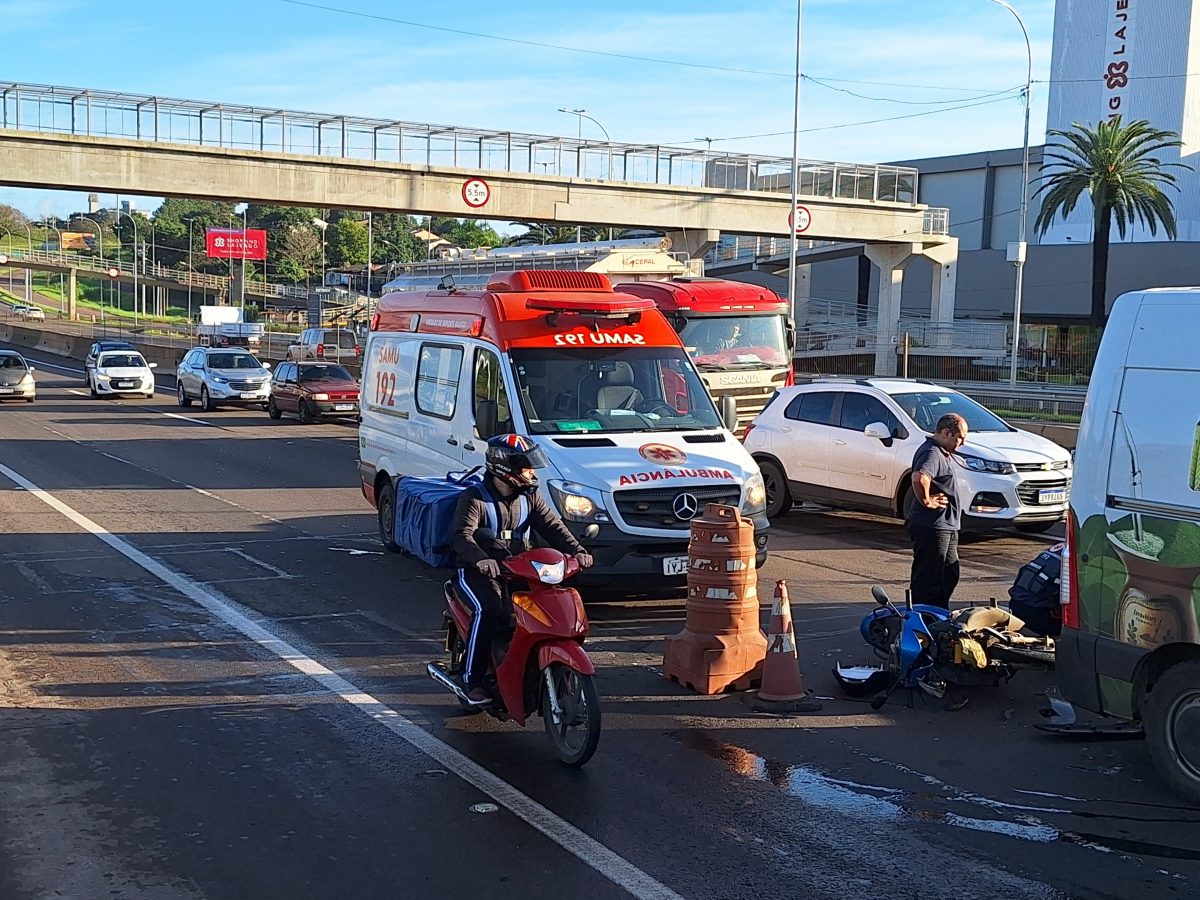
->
[[955, 453, 1016, 475], [549, 481, 610, 523], [741, 472, 767, 515]]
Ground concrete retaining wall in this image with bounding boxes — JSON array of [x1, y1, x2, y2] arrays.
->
[[1011, 420, 1078, 450], [1, 322, 185, 376]]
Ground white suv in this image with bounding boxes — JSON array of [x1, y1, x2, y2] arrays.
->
[[744, 378, 1073, 533]]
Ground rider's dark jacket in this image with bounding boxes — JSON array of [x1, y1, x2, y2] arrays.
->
[[451, 480, 582, 567]]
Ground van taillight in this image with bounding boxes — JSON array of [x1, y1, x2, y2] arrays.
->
[[316, 343, 325, 357], [1060, 509, 1080, 628]]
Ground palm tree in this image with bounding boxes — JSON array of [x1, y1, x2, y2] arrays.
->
[[1035, 117, 1189, 328]]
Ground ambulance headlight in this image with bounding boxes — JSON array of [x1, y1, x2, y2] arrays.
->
[[742, 473, 767, 516], [549, 481, 610, 523]]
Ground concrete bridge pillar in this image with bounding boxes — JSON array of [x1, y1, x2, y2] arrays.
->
[[792, 263, 812, 327], [925, 239, 959, 324], [67, 268, 78, 321], [865, 243, 916, 377]]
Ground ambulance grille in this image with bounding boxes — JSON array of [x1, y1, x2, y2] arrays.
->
[[615, 485, 741, 529]]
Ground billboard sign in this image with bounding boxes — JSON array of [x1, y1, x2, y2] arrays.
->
[[206, 228, 267, 260], [60, 232, 95, 251]]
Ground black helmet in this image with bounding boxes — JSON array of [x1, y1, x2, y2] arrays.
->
[[485, 434, 548, 492]]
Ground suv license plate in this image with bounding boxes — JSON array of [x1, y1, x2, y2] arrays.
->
[[662, 556, 690, 576], [240, 392, 260, 400], [1038, 489, 1067, 504], [334, 404, 354, 411]]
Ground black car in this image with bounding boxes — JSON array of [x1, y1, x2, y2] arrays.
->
[[84, 340, 136, 385]]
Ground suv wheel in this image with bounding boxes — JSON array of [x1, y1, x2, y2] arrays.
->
[[177, 382, 192, 407], [760, 459, 792, 520], [200, 386, 217, 412]]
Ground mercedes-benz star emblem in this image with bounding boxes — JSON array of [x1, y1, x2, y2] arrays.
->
[[673, 492, 699, 521]]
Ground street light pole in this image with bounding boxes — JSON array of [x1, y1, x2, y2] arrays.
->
[[186, 217, 196, 323], [81, 215, 107, 321], [787, 1, 803, 328], [990, 0, 1032, 387], [117, 209, 139, 327], [366, 211, 373, 326], [558, 108, 612, 240]]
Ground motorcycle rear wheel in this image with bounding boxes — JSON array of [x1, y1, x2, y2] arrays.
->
[[541, 664, 601, 767]]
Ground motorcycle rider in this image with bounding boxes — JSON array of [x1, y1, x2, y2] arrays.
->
[[450, 434, 593, 705]]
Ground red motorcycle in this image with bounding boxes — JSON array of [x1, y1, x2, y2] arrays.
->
[[427, 539, 602, 767]]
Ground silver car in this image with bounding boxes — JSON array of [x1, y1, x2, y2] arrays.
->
[[0, 350, 36, 403], [176, 347, 272, 412]]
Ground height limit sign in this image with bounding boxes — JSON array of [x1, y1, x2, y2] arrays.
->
[[789, 205, 812, 234], [462, 178, 491, 208]]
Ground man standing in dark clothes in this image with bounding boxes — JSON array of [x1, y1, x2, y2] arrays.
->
[[906, 413, 968, 608]]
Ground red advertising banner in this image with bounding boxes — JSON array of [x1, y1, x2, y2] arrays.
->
[[206, 228, 267, 261]]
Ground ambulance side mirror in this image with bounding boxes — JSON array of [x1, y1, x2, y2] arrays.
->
[[719, 395, 738, 432], [475, 399, 499, 439]]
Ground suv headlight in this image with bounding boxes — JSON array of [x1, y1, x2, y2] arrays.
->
[[210, 375, 227, 384], [549, 481, 610, 523], [955, 453, 1016, 475], [742, 472, 767, 515]]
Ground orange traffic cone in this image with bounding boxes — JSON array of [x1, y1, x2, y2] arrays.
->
[[755, 580, 822, 712]]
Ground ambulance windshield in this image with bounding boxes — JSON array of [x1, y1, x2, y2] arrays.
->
[[510, 347, 723, 434]]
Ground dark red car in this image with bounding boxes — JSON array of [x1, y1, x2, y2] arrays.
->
[[268, 361, 360, 423]]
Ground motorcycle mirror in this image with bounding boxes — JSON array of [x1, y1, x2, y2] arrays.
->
[[582, 524, 600, 540], [871, 586, 891, 607]]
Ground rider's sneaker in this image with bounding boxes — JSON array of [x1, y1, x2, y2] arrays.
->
[[458, 678, 491, 706]]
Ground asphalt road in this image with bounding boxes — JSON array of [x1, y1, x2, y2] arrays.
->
[[1, 345, 1197, 900]]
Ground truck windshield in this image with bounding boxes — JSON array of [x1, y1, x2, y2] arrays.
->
[[681, 314, 789, 369], [510, 346, 723, 434]]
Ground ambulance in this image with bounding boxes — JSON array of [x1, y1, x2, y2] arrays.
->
[[358, 270, 770, 588]]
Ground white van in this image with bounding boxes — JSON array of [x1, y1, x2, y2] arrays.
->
[[357, 270, 769, 588], [1059, 288, 1200, 802]]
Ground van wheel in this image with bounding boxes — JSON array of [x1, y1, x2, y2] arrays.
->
[[377, 480, 403, 553], [1146, 659, 1200, 804], [760, 459, 792, 520]]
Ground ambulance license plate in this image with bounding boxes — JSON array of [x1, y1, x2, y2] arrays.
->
[[1038, 489, 1067, 504], [662, 556, 690, 576]]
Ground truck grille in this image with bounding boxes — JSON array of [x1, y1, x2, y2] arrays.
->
[[1016, 477, 1071, 506], [615, 484, 742, 529]]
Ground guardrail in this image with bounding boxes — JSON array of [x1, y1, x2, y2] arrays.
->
[[1, 80, 925, 206]]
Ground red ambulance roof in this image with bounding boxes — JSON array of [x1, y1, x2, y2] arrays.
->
[[614, 278, 787, 314], [373, 269, 684, 351]]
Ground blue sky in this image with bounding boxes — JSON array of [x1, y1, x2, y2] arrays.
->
[[0, 0, 1054, 223]]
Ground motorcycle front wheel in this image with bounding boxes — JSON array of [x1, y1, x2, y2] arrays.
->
[[541, 664, 601, 767]]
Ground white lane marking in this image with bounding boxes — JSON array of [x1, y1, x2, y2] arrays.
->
[[0, 458, 683, 900], [162, 412, 215, 427], [68, 389, 88, 396], [226, 547, 295, 579]]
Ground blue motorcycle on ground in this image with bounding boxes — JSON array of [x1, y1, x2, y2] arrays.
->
[[835, 586, 1055, 711]]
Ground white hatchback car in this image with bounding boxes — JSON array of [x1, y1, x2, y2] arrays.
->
[[89, 350, 158, 399], [744, 377, 1073, 533]]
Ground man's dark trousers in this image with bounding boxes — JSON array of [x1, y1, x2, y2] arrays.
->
[[907, 525, 959, 608]]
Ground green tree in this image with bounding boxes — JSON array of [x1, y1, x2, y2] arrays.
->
[[282, 227, 323, 287], [247, 204, 322, 283], [0, 203, 30, 236], [327, 216, 369, 266], [504, 223, 617, 246], [373, 213, 424, 263], [430, 216, 502, 249], [1035, 117, 1189, 327]]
